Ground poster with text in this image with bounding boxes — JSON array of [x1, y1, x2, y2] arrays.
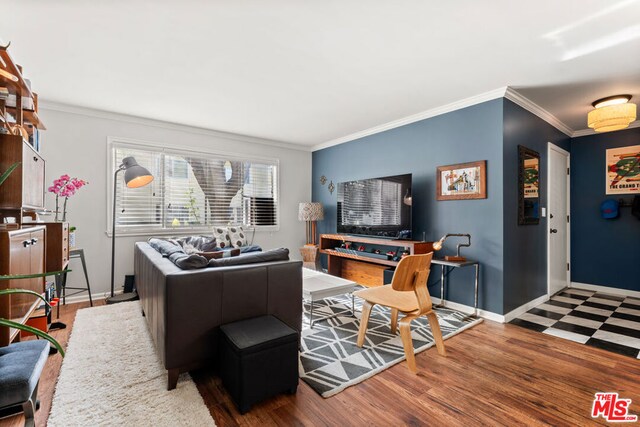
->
[[524, 158, 539, 198], [606, 145, 640, 195]]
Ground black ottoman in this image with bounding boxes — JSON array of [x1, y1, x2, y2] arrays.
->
[[219, 315, 299, 414]]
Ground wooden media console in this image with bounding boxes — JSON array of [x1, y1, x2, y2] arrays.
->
[[319, 234, 436, 287]]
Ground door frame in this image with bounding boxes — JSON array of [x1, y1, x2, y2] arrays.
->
[[547, 142, 571, 296]]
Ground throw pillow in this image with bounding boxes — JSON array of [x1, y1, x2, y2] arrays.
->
[[176, 236, 218, 254], [228, 226, 248, 248], [212, 227, 231, 249], [199, 248, 241, 260]]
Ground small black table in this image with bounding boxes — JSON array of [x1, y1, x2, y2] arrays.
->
[[431, 258, 480, 317]]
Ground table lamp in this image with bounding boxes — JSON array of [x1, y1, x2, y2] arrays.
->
[[107, 156, 154, 304], [433, 233, 471, 262]]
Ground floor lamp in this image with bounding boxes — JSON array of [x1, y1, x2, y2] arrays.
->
[[106, 156, 154, 305], [298, 202, 324, 245]]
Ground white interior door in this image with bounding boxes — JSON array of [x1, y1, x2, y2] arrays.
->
[[548, 143, 570, 296]]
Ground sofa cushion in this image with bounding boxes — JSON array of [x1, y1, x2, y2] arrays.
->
[[148, 238, 209, 269], [213, 227, 232, 249], [208, 248, 289, 268]]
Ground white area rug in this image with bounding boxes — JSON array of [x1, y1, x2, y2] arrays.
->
[[48, 301, 216, 426]]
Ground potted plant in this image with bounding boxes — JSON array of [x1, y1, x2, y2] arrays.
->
[[69, 226, 76, 248], [0, 280, 65, 356], [48, 174, 88, 222]]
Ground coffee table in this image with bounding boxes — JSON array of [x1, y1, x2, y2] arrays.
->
[[303, 269, 357, 328]]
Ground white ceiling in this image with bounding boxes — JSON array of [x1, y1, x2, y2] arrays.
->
[[3, 1, 640, 147]]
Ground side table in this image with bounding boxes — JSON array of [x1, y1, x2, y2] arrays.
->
[[431, 258, 479, 317], [299, 245, 321, 271]]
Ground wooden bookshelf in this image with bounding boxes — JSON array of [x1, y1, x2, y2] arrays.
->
[[0, 44, 45, 136], [0, 46, 34, 98], [6, 107, 46, 130]]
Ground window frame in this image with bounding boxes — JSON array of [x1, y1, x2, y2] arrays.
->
[[106, 136, 280, 237]]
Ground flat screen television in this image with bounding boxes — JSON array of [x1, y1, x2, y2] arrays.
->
[[337, 173, 412, 239]]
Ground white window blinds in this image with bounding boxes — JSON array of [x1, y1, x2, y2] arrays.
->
[[111, 142, 278, 234]]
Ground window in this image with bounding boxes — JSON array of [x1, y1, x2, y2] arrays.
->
[[110, 140, 279, 234]]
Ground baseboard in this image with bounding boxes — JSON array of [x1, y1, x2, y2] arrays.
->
[[431, 297, 505, 323], [60, 290, 119, 305], [570, 282, 640, 299], [503, 293, 549, 323]]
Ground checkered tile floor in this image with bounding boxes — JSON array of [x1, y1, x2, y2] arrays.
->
[[510, 288, 640, 359]]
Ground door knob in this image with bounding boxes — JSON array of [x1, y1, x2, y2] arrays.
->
[[550, 228, 558, 234]]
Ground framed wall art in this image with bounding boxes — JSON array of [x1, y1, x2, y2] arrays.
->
[[436, 160, 487, 201], [606, 145, 640, 195]]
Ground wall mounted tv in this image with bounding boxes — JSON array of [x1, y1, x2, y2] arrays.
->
[[337, 173, 412, 239]]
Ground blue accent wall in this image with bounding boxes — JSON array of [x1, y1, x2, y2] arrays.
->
[[313, 99, 505, 314], [502, 100, 571, 313], [570, 127, 640, 291]]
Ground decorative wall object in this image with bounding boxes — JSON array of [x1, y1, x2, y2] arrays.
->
[[518, 145, 540, 225], [436, 160, 487, 201], [319, 175, 327, 185], [606, 145, 640, 195], [328, 181, 335, 194]]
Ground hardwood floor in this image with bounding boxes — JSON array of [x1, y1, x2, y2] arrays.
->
[[2, 301, 638, 426], [0, 300, 104, 427]]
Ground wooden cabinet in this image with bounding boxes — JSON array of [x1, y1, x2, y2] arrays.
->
[[0, 226, 46, 346], [22, 141, 45, 208], [320, 234, 436, 287], [0, 45, 48, 226], [39, 222, 69, 272], [0, 134, 45, 223]]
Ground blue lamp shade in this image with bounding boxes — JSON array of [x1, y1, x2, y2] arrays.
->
[[122, 156, 154, 188]]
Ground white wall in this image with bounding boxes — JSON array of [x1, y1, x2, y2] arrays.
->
[[39, 103, 311, 298]]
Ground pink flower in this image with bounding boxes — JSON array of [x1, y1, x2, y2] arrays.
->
[[49, 174, 88, 199]]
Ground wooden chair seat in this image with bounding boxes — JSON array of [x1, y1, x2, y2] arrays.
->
[[354, 253, 445, 374], [353, 286, 419, 313]]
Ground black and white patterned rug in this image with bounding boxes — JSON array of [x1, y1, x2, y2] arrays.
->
[[300, 292, 482, 397]]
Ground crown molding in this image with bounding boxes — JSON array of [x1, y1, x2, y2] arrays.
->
[[503, 87, 574, 137], [572, 120, 640, 138], [312, 87, 509, 152], [38, 100, 312, 152]]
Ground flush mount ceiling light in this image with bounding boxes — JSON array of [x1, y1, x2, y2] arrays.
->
[[587, 95, 637, 133]]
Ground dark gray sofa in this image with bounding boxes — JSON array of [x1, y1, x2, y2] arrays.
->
[[134, 242, 303, 390]]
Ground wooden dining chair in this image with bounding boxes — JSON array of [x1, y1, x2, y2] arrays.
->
[[354, 253, 445, 373]]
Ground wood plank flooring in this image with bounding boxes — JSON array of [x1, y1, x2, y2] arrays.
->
[[1, 301, 638, 426]]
